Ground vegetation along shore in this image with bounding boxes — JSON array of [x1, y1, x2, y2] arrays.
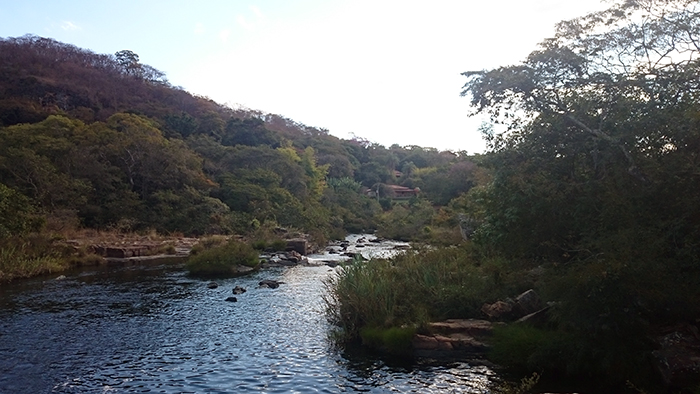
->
[[1, 0, 700, 392]]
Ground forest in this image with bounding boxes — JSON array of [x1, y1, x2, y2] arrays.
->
[[0, 32, 478, 275], [1, 0, 699, 392]]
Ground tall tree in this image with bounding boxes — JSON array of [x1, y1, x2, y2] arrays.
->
[[114, 50, 141, 77], [461, 0, 700, 257], [459, 0, 700, 382]]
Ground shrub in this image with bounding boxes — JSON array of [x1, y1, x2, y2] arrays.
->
[[324, 245, 513, 342], [186, 239, 259, 277], [189, 235, 229, 255], [251, 239, 267, 250], [270, 239, 288, 251]]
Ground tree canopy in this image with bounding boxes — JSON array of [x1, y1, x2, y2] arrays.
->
[[0, 34, 480, 241], [460, 0, 700, 367]]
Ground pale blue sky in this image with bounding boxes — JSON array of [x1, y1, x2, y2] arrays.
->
[[0, 1, 606, 152]]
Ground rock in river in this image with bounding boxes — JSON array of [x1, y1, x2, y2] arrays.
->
[[258, 279, 283, 289], [232, 286, 247, 295]]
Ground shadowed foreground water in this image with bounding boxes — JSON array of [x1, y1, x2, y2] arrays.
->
[[0, 257, 496, 393]]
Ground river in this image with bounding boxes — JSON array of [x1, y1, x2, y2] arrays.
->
[[0, 235, 498, 393]]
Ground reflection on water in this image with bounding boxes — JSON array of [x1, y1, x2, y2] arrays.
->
[[0, 239, 496, 394]]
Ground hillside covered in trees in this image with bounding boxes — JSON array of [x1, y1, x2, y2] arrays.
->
[[0, 34, 479, 246]]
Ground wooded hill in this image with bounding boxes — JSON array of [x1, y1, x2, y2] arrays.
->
[[0, 35, 478, 241]]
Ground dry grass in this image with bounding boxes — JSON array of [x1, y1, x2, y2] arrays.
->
[[0, 240, 65, 282], [0, 228, 201, 282]]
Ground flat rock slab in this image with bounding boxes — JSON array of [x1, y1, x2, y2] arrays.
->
[[414, 319, 494, 358], [428, 319, 494, 337], [413, 334, 490, 359]]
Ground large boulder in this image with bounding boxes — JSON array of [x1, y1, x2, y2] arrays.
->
[[286, 239, 308, 255], [514, 289, 543, 317], [482, 289, 544, 321], [284, 250, 303, 263], [481, 300, 515, 320]]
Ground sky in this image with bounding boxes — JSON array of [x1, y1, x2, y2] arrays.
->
[[0, 0, 609, 153]]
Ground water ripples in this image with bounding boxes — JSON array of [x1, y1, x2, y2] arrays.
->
[[0, 260, 495, 393]]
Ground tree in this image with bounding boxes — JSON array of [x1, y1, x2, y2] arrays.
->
[[114, 50, 141, 76], [459, 1, 700, 384], [461, 0, 700, 257], [463, 0, 700, 182], [0, 183, 43, 238], [222, 117, 280, 147]]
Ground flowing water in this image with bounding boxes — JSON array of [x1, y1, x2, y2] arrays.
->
[[0, 236, 497, 393]]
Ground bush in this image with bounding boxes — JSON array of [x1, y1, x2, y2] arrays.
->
[[186, 239, 259, 277], [189, 235, 229, 255], [324, 245, 514, 342]]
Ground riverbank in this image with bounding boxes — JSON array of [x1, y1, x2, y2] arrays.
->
[[325, 243, 700, 393], [0, 227, 319, 282], [0, 231, 200, 282]]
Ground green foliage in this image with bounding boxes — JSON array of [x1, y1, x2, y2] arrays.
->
[[323, 177, 381, 234], [0, 242, 63, 282], [164, 112, 198, 138], [355, 161, 393, 188], [246, 222, 289, 251], [488, 325, 551, 370], [376, 198, 435, 241], [186, 238, 259, 277], [300, 147, 329, 199], [359, 326, 416, 355], [325, 246, 513, 341], [327, 177, 361, 192], [489, 320, 654, 384], [0, 33, 490, 247], [222, 117, 280, 147], [189, 235, 229, 255], [405, 161, 477, 206], [0, 114, 217, 234], [145, 187, 231, 235], [0, 183, 43, 238], [0, 234, 81, 281], [461, 0, 700, 260], [454, 1, 700, 388]]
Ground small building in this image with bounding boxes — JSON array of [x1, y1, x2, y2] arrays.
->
[[362, 185, 421, 199], [386, 185, 420, 199]]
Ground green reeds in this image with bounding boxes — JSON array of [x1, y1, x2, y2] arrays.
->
[[324, 245, 513, 343], [0, 241, 65, 281], [186, 238, 259, 277]]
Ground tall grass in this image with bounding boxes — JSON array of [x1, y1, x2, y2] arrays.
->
[[324, 244, 524, 342], [186, 238, 259, 277], [0, 241, 65, 281]]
